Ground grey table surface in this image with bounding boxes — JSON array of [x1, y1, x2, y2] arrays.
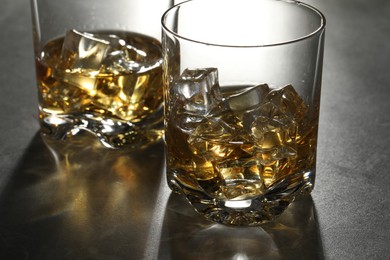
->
[[1, 0, 389, 259]]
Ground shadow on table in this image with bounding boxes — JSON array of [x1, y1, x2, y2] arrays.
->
[[0, 132, 166, 260], [158, 193, 324, 260], [0, 132, 324, 260]]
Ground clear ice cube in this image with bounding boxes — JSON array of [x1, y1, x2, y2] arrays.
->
[[102, 35, 157, 73], [217, 157, 261, 180], [242, 102, 278, 134], [189, 137, 239, 161], [189, 117, 239, 143], [226, 84, 270, 112], [58, 29, 149, 75], [216, 158, 263, 200], [172, 68, 222, 115], [263, 84, 308, 121], [238, 85, 305, 165], [171, 68, 223, 132], [248, 109, 298, 163], [250, 115, 297, 147], [57, 30, 152, 93], [186, 114, 243, 161], [173, 110, 204, 133], [58, 29, 117, 73]]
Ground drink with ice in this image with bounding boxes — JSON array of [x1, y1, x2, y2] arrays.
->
[[162, 0, 325, 226], [165, 68, 318, 225], [36, 30, 164, 148]]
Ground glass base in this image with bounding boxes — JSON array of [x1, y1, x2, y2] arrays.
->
[[40, 112, 163, 149], [168, 171, 314, 226]]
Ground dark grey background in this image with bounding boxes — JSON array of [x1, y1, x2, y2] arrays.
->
[[1, 0, 389, 259]]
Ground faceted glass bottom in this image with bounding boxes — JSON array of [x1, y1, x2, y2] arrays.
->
[[168, 170, 314, 226], [40, 111, 163, 149]]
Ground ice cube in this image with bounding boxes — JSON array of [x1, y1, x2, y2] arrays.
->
[[217, 157, 261, 180], [242, 84, 306, 147], [191, 117, 241, 143], [58, 29, 117, 73], [192, 158, 216, 181], [102, 36, 158, 73], [215, 159, 263, 200], [226, 84, 270, 112], [172, 68, 222, 115], [242, 102, 279, 133], [250, 112, 298, 156], [189, 136, 240, 161], [243, 108, 298, 167], [250, 115, 297, 148], [263, 84, 308, 121], [172, 109, 204, 133], [256, 145, 297, 166], [187, 116, 244, 161], [251, 118, 282, 149], [259, 156, 296, 188], [207, 100, 244, 131]]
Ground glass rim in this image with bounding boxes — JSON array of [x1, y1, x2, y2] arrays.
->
[[161, 0, 326, 48]]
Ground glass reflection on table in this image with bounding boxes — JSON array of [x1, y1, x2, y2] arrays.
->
[[159, 193, 324, 260], [0, 132, 166, 259], [0, 131, 324, 259]]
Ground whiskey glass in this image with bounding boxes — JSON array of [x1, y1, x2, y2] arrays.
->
[[31, 0, 173, 148], [162, 0, 325, 225]]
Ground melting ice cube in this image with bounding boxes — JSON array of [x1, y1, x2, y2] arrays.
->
[[172, 68, 222, 115], [187, 116, 247, 161], [263, 84, 308, 121], [250, 115, 297, 149], [102, 34, 160, 73], [191, 117, 240, 143], [173, 110, 205, 132], [57, 29, 152, 74], [171, 68, 223, 132], [226, 84, 270, 112], [58, 29, 119, 73], [56, 30, 127, 91]]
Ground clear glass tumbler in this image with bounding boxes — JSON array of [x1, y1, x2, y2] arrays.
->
[[162, 0, 325, 225], [31, 0, 173, 148]]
